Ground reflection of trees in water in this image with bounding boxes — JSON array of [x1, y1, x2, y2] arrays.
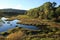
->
[[7, 21, 12, 26], [10, 24, 12, 26], [7, 21, 10, 24], [0, 19, 5, 26]]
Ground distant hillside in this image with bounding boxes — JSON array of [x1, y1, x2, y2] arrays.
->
[[0, 8, 26, 13], [0, 8, 26, 17]]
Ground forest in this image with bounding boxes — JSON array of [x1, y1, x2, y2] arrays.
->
[[26, 2, 60, 22]]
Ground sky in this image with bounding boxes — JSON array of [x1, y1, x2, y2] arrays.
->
[[0, 0, 60, 10]]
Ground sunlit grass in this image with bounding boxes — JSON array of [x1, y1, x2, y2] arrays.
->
[[7, 31, 24, 40]]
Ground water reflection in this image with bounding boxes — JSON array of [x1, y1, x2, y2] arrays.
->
[[0, 17, 38, 32], [0, 19, 19, 32]]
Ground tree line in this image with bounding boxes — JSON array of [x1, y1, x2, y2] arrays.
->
[[26, 2, 60, 22]]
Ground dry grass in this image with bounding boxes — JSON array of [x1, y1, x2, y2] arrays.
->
[[17, 17, 60, 28], [7, 31, 24, 40], [6, 16, 16, 21], [0, 36, 5, 40], [16, 15, 31, 20]]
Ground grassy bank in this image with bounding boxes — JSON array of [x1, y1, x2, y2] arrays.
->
[[0, 26, 60, 40], [4, 15, 60, 40]]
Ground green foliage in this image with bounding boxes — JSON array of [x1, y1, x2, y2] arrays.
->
[[26, 2, 60, 22], [55, 7, 60, 16], [0, 2, 60, 40], [27, 8, 39, 18], [31, 38, 41, 40]]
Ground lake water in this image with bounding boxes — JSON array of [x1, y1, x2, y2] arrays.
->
[[0, 17, 38, 32]]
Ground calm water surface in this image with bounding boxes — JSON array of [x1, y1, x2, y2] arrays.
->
[[0, 17, 38, 32]]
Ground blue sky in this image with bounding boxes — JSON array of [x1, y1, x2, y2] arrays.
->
[[0, 0, 60, 10]]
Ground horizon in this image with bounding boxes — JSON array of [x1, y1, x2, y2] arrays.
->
[[0, 0, 60, 10]]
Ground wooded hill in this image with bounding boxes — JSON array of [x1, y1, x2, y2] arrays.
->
[[0, 8, 26, 17], [26, 2, 60, 22]]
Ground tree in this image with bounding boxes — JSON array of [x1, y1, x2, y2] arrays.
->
[[43, 2, 52, 19], [51, 2, 57, 18], [52, 2, 57, 8], [26, 2, 60, 20], [55, 7, 60, 18]]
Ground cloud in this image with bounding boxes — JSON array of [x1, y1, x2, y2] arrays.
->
[[0, 4, 24, 9], [13, 5, 23, 9]]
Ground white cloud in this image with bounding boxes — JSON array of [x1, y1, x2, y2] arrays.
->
[[0, 4, 24, 10], [13, 5, 23, 9]]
